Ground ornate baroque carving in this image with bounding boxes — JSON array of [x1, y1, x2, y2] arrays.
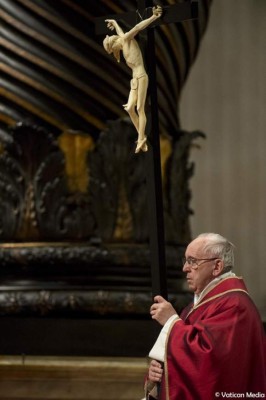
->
[[0, 121, 204, 244], [0, 242, 192, 316], [0, 122, 96, 240]]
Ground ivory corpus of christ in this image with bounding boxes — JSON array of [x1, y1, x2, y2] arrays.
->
[[103, 5, 162, 154]]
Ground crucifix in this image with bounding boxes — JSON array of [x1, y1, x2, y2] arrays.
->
[[95, 1, 198, 299]]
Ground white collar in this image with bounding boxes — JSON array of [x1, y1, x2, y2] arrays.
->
[[194, 271, 236, 305]]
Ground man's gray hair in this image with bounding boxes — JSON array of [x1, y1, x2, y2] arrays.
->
[[196, 233, 235, 269]]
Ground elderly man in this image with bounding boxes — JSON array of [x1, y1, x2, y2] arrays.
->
[[145, 233, 266, 400]]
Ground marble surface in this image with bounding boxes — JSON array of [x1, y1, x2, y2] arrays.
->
[[0, 356, 149, 400]]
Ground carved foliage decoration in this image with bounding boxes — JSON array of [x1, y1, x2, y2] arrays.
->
[[0, 139, 23, 239], [0, 121, 204, 243], [89, 118, 148, 242], [89, 120, 205, 244], [0, 122, 96, 241]]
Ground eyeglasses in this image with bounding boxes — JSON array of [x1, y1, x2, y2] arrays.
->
[[182, 257, 217, 269]]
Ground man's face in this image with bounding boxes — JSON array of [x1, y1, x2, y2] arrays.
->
[[183, 238, 219, 294]]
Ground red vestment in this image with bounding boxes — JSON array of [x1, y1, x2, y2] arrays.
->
[[160, 277, 266, 399]]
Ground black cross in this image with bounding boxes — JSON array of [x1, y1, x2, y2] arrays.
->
[[95, 1, 198, 300]]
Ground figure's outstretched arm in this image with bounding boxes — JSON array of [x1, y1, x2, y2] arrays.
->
[[105, 19, 125, 36], [124, 6, 162, 40]]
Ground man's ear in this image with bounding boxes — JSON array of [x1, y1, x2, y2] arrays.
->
[[213, 259, 224, 277]]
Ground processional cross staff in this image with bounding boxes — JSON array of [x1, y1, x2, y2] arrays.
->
[[95, 1, 198, 299]]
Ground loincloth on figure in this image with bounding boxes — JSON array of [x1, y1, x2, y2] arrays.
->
[[130, 73, 148, 90]]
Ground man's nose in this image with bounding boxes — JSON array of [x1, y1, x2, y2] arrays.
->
[[182, 262, 189, 272]]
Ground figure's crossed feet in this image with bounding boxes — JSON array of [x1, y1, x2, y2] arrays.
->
[[135, 136, 148, 153]]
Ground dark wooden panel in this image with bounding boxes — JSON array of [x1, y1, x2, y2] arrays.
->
[[0, 316, 160, 357]]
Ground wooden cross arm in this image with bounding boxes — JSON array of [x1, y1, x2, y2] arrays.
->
[[95, 1, 198, 35]]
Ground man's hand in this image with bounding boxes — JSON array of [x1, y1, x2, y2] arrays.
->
[[152, 5, 163, 18], [148, 359, 163, 383], [150, 295, 176, 325]]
